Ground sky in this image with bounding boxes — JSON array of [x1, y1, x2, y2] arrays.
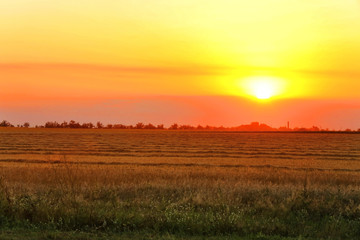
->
[[1, 0, 360, 129]]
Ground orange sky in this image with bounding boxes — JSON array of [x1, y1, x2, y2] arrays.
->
[[1, 1, 360, 129]]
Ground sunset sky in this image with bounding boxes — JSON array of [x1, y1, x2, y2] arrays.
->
[[1, 0, 360, 129]]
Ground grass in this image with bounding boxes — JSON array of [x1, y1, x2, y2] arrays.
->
[[0, 159, 360, 239], [0, 129, 359, 239], [0, 230, 306, 240]]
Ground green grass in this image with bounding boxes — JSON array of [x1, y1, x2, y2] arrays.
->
[[0, 183, 360, 239], [0, 229, 308, 240]]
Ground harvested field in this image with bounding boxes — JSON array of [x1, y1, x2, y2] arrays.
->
[[0, 128, 359, 239]]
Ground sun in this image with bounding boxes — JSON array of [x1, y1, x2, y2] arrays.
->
[[251, 81, 274, 99], [241, 76, 285, 100]]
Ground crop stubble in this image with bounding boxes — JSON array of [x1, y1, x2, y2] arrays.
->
[[0, 128, 359, 238]]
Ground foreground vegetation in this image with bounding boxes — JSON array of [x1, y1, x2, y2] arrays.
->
[[0, 159, 360, 239]]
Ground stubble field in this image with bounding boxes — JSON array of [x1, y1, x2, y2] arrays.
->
[[0, 128, 359, 239]]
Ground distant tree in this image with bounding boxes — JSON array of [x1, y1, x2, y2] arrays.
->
[[96, 121, 104, 129], [81, 122, 94, 129], [0, 120, 12, 127], [179, 124, 194, 130], [45, 121, 60, 128], [196, 125, 204, 130], [135, 122, 144, 129], [157, 124, 164, 129], [144, 123, 156, 129], [113, 124, 127, 129], [69, 120, 75, 128], [68, 120, 81, 128], [106, 124, 113, 129], [310, 126, 320, 131], [23, 122, 30, 128], [169, 123, 178, 130], [60, 121, 68, 128]]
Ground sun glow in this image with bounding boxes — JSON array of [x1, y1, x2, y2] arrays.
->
[[241, 76, 285, 100]]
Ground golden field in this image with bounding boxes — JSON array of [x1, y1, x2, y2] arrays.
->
[[0, 128, 359, 239]]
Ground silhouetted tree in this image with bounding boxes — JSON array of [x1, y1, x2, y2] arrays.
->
[[113, 124, 127, 129], [169, 123, 178, 130], [44, 122, 51, 128], [96, 122, 104, 129], [69, 120, 81, 128], [135, 122, 144, 129], [179, 124, 194, 130], [0, 120, 12, 127], [61, 121, 68, 128], [23, 122, 30, 128], [45, 121, 60, 128], [144, 123, 156, 129], [310, 126, 320, 131], [157, 124, 164, 129], [196, 125, 204, 130], [81, 122, 94, 129]]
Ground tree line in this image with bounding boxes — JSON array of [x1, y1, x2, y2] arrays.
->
[[1, 120, 359, 132]]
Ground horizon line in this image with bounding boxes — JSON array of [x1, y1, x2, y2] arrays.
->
[[1, 120, 359, 132]]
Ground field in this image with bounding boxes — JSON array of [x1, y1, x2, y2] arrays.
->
[[0, 128, 359, 239]]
